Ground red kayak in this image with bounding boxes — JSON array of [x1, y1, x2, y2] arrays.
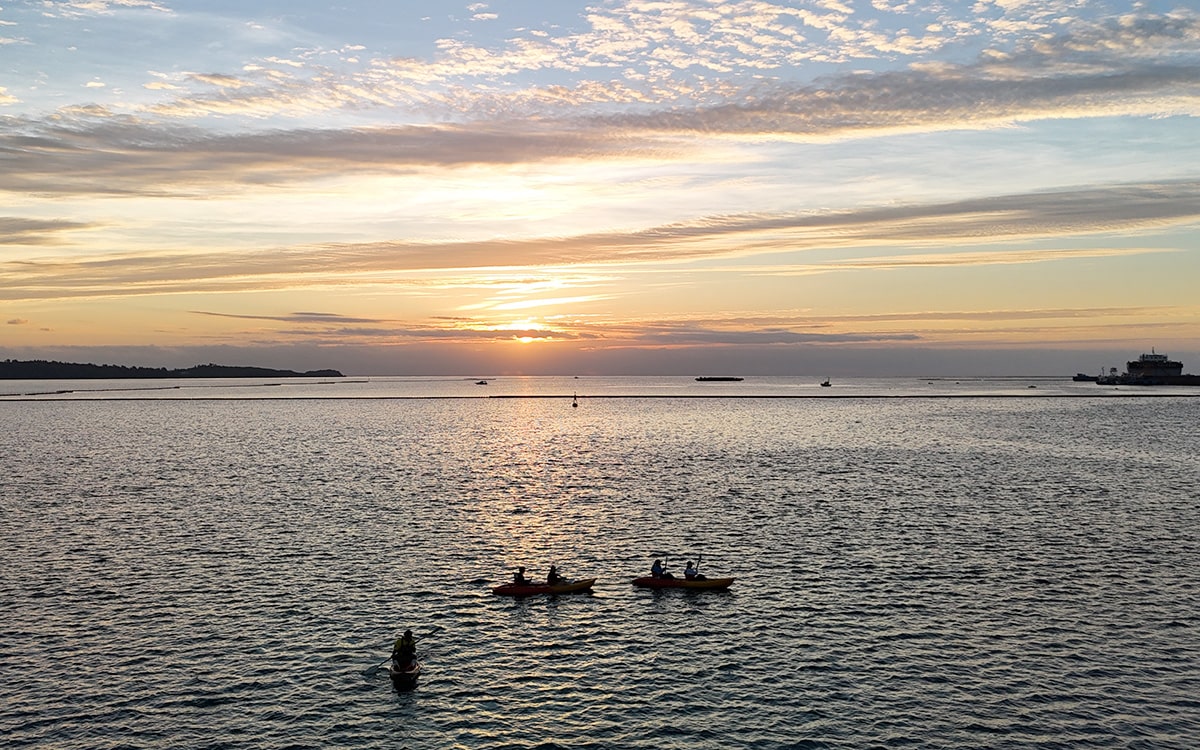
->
[[491, 578, 596, 596], [387, 659, 421, 688], [631, 576, 734, 590]]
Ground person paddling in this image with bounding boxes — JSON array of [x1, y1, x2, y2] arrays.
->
[[392, 629, 418, 670], [651, 558, 674, 579], [683, 561, 706, 581], [513, 566, 531, 584], [546, 565, 565, 584]]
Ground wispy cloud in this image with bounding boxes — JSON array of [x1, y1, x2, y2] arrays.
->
[[761, 247, 1173, 275], [185, 72, 258, 89], [152, 299, 1190, 352], [0, 217, 97, 245], [618, 324, 921, 346], [0, 116, 668, 196], [2, 181, 1195, 302], [40, 0, 173, 18], [195, 310, 390, 325]]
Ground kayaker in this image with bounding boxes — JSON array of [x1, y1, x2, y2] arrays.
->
[[651, 559, 674, 579], [683, 561, 706, 581], [513, 566, 531, 584], [546, 565, 564, 584], [392, 629, 417, 668]]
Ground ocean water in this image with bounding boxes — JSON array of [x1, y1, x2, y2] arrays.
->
[[2, 378, 1199, 749]]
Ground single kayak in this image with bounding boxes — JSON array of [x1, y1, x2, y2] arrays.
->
[[491, 578, 597, 596], [631, 576, 734, 590], [387, 660, 421, 688]]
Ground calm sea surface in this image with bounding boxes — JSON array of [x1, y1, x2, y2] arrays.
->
[[3, 377, 1199, 749]]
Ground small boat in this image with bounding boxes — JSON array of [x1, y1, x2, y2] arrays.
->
[[475, 380, 488, 385], [820, 379, 831, 387], [387, 659, 421, 689], [631, 576, 734, 590], [491, 578, 596, 596]]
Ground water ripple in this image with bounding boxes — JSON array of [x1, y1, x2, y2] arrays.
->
[[2, 396, 1199, 748]]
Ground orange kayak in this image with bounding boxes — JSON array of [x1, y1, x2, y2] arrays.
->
[[631, 576, 734, 590], [491, 578, 597, 596]]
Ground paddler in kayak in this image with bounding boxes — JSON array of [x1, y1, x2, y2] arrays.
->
[[513, 566, 532, 584], [650, 559, 675, 579], [546, 565, 565, 585], [392, 629, 418, 670], [683, 561, 706, 581]]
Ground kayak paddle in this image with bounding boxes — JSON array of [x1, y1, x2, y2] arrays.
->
[[363, 657, 390, 677]]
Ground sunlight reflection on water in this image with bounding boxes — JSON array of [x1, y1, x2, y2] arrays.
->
[[3, 391, 1199, 748]]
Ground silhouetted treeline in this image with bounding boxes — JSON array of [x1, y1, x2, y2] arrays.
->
[[0, 359, 344, 379]]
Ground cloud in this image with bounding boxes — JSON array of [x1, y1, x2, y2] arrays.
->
[[1, 180, 1195, 302], [616, 63, 1200, 137], [0, 116, 668, 196], [185, 73, 257, 89], [603, 13, 1200, 137], [0, 216, 97, 245], [195, 310, 390, 325], [190, 309, 586, 343], [40, 6, 1189, 137], [0, 14, 1190, 200], [184, 305, 919, 348], [622, 324, 921, 346], [761, 247, 1170, 275], [40, 0, 173, 18]]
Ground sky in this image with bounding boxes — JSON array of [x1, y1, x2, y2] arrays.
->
[[2, 0, 1199, 376]]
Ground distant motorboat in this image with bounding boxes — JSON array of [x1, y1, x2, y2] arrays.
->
[[475, 380, 488, 385], [820, 378, 831, 387]]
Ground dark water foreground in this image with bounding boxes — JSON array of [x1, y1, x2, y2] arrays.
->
[[3, 395, 1199, 748]]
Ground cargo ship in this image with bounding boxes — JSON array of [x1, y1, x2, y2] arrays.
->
[[1095, 351, 1200, 386]]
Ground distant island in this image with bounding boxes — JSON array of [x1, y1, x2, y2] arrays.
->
[[0, 359, 344, 380]]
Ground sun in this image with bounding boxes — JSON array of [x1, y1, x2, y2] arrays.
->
[[500, 319, 553, 344]]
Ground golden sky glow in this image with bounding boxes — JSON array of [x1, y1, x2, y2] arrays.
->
[[2, 1, 1199, 375]]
